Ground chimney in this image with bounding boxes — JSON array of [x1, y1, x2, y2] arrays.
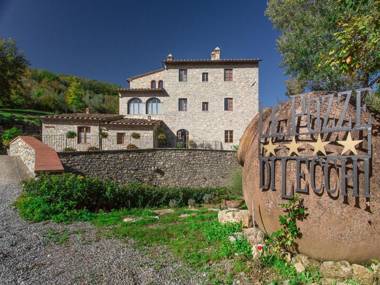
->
[[166, 53, 174, 62], [211, 47, 221, 60], [85, 107, 90, 114]]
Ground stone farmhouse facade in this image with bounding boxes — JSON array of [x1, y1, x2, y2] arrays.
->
[[41, 48, 259, 151], [120, 47, 260, 150], [41, 113, 161, 152]]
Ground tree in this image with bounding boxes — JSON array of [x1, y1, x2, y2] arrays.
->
[[266, 0, 380, 92], [65, 79, 85, 112], [320, 0, 380, 87], [0, 38, 29, 106], [285, 78, 306, 96]]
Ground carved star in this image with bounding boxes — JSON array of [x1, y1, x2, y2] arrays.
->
[[284, 137, 300, 156], [309, 134, 330, 156], [263, 139, 278, 157], [337, 132, 362, 155]]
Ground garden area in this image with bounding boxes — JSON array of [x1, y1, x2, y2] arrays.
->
[[14, 174, 375, 285]]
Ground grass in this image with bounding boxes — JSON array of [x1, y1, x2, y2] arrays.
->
[[43, 228, 70, 245], [80, 207, 252, 284]]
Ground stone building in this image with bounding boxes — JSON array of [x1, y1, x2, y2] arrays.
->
[[119, 47, 260, 149], [41, 47, 260, 151], [41, 113, 162, 152]]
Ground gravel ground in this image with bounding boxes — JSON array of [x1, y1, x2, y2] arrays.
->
[[0, 159, 205, 284]]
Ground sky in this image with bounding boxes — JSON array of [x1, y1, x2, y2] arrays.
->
[[0, 0, 288, 107]]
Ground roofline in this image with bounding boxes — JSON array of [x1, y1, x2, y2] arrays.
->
[[127, 67, 165, 82], [163, 58, 261, 66], [41, 114, 124, 123], [118, 88, 169, 97]]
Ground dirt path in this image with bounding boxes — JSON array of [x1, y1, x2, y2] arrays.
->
[[0, 156, 203, 285]]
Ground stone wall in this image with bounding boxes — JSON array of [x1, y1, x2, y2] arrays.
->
[[9, 137, 35, 176], [58, 149, 240, 187]]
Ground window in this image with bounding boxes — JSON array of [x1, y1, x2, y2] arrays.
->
[[77, 126, 90, 144], [179, 69, 187, 82], [116, 133, 125, 145], [202, 72, 208, 82], [158, 80, 164, 89], [178, 98, 187, 111], [224, 69, 233, 81], [225, 130, 233, 143], [128, 98, 143, 114], [146, 97, 161, 114], [202, 102, 209, 111], [224, 98, 233, 111], [151, 80, 156, 89]]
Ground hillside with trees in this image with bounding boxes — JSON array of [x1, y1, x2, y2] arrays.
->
[[0, 37, 119, 114]]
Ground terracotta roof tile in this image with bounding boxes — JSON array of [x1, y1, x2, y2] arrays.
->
[[105, 118, 161, 128], [41, 113, 124, 122]]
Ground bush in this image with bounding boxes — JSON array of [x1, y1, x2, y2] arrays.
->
[[131, 132, 141, 139], [188, 140, 197, 149], [100, 131, 108, 138], [16, 174, 231, 222], [87, 146, 99, 151], [63, 147, 76, 152], [176, 142, 185, 148], [66, 131, 76, 139], [2, 127, 22, 147]]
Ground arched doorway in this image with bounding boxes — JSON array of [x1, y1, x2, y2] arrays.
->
[[176, 129, 189, 148]]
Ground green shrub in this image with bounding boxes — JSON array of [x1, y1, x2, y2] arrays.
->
[[66, 131, 76, 139], [263, 195, 308, 258], [157, 132, 167, 147], [131, 132, 141, 139], [16, 174, 231, 222], [203, 222, 252, 258], [87, 146, 99, 151], [176, 142, 185, 148], [2, 127, 22, 147], [63, 147, 76, 152]]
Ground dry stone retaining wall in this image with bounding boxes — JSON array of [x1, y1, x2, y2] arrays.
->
[[58, 149, 239, 187]]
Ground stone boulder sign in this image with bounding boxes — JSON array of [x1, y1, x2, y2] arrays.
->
[[238, 89, 380, 263]]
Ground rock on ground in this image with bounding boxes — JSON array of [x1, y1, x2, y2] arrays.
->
[[320, 261, 353, 280], [218, 209, 252, 228]]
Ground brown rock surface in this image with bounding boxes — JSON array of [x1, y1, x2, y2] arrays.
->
[[238, 92, 380, 262]]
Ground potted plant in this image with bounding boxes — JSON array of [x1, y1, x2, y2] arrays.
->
[[127, 144, 138, 150], [131, 132, 141, 139], [66, 131, 77, 139]]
